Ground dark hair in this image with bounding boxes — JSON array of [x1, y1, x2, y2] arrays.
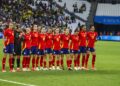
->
[[31, 24, 37, 31], [70, 29, 72, 34], [90, 24, 94, 29], [54, 27, 60, 34], [80, 25, 86, 31], [74, 28, 79, 33], [22, 28, 26, 33]]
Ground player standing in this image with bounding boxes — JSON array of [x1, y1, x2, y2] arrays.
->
[[46, 28, 53, 69], [31, 24, 39, 71], [38, 27, 47, 70], [53, 28, 61, 70], [61, 28, 71, 70], [78, 25, 87, 70], [22, 28, 31, 71], [70, 29, 79, 70], [85, 25, 98, 70], [14, 25, 24, 71], [2, 23, 15, 72]]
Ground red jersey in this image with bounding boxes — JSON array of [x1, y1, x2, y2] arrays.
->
[[53, 34, 61, 50], [23, 33, 31, 49], [79, 31, 87, 47], [38, 33, 46, 50], [61, 34, 70, 49], [87, 32, 98, 48], [70, 35, 79, 50], [46, 33, 53, 48], [31, 31, 39, 47], [3, 28, 14, 46]]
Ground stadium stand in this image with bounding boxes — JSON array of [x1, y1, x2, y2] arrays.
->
[[94, 3, 120, 36], [54, 0, 91, 21]]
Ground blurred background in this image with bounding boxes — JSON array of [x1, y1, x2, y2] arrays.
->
[[0, 0, 120, 41]]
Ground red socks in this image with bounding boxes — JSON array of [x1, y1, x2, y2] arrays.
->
[[36, 57, 39, 68], [61, 59, 63, 67], [74, 59, 77, 67], [82, 55, 85, 67], [77, 54, 80, 66], [40, 56, 43, 67], [49, 61, 51, 67], [43, 61, 46, 68], [52, 55, 55, 66], [67, 59, 72, 68], [85, 54, 90, 68], [26, 57, 30, 68], [9, 57, 13, 70], [22, 56, 27, 68], [2, 57, 6, 70], [57, 60, 60, 66], [92, 55, 96, 68], [32, 57, 35, 68]]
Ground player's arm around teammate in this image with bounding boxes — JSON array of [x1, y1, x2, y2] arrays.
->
[[78, 25, 87, 70], [30, 24, 39, 71], [70, 29, 79, 70], [37, 27, 47, 70], [45, 28, 53, 70], [22, 28, 31, 71], [61, 28, 71, 70], [2, 23, 15, 72], [14, 25, 24, 71], [52, 28, 62, 70], [85, 25, 98, 70]]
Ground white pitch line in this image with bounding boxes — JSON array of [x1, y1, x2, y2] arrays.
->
[[0, 79, 37, 86]]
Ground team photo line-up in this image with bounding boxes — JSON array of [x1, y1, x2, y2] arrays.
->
[[2, 23, 98, 72]]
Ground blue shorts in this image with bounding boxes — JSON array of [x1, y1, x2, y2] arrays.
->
[[53, 50, 60, 55], [31, 46, 38, 54], [79, 46, 86, 53], [22, 48, 31, 56], [45, 48, 53, 54], [70, 50, 78, 54], [3, 44, 14, 54], [61, 48, 69, 54], [87, 47, 95, 52], [37, 49, 45, 55]]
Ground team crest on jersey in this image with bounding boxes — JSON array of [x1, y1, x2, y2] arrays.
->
[[91, 34, 95, 39]]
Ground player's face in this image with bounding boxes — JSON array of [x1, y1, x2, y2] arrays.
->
[[48, 29, 52, 33], [74, 31, 78, 35], [9, 23, 13, 29], [82, 26, 86, 31], [90, 26, 95, 32], [65, 28, 69, 34], [33, 25, 38, 32], [55, 28, 60, 34], [41, 28, 46, 33], [26, 28, 31, 34]]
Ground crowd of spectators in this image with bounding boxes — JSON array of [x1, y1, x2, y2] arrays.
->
[[73, 2, 86, 13], [0, 0, 76, 30]]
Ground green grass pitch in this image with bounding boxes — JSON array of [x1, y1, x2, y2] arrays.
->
[[0, 39, 120, 86]]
